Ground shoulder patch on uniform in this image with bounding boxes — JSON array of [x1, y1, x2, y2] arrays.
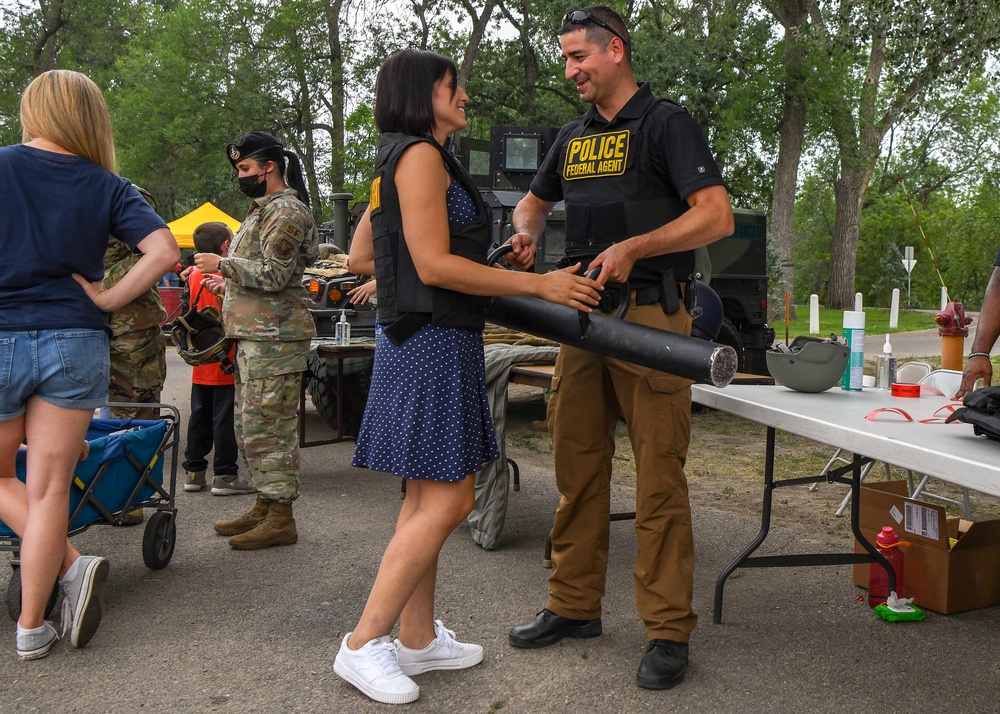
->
[[280, 221, 304, 241], [562, 130, 630, 181], [275, 237, 296, 257]]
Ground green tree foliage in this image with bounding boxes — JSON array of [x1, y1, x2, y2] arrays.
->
[[1, 0, 998, 308]]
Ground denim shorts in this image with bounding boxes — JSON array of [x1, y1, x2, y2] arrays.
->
[[0, 329, 110, 420]]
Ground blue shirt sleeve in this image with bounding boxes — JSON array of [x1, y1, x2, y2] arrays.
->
[[110, 181, 169, 250]]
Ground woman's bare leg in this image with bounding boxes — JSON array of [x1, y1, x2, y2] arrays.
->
[[348, 476, 475, 649], [16, 398, 92, 628], [0, 416, 81, 578]]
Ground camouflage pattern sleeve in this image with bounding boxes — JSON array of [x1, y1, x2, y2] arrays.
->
[[222, 197, 312, 292]]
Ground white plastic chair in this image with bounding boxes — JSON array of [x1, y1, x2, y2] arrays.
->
[[916, 368, 963, 398], [894, 361, 932, 384]]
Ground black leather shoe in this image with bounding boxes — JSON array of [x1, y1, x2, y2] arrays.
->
[[508, 608, 602, 649], [636, 639, 688, 690]]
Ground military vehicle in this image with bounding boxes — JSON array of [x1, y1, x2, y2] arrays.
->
[[303, 126, 774, 434]]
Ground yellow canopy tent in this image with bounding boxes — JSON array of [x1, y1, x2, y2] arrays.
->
[[167, 202, 242, 249]]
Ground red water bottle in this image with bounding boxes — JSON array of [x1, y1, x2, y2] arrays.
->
[[868, 526, 905, 607]]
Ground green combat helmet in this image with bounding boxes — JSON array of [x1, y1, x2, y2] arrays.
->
[[766, 335, 850, 393]]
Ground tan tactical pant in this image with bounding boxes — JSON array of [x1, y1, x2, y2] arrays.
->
[[545, 297, 697, 642]]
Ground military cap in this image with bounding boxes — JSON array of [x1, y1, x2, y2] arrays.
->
[[227, 131, 284, 168]]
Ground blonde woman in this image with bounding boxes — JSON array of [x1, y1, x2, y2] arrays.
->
[[0, 70, 179, 660]]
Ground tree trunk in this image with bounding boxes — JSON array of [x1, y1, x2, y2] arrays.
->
[[457, 0, 497, 89], [325, 0, 346, 193], [768, 2, 810, 300], [771, 88, 805, 298], [825, 27, 886, 308], [827, 165, 866, 308]]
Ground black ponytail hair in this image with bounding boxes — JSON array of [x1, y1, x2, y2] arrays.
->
[[281, 149, 311, 208]]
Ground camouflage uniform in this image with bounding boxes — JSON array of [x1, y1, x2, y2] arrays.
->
[[220, 188, 318, 502], [104, 238, 168, 420]]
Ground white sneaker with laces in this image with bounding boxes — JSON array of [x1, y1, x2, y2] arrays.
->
[[334, 633, 419, 704], [16, 622, 59, 661], [60, 555, 109, 648], [394, 620, 484, 675]]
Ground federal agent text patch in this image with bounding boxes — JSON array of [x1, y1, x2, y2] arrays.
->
[[562, 130, 630, 181]]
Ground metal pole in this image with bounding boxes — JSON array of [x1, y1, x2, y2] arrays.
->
[[330, 192, 353, 252]]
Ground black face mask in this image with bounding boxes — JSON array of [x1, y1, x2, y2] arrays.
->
[[237, 170, 269, 198]]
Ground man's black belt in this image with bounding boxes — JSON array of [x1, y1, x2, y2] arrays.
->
[[633, 285, 661, 306]]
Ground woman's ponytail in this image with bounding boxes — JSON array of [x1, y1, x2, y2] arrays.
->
[[283, 149, 311, 208]]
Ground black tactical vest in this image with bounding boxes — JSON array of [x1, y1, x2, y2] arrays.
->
[[556, 99, 694, 286], [370, 133, 490, 334]]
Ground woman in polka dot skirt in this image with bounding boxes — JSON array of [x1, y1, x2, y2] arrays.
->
[[333, 49, 603, 705]]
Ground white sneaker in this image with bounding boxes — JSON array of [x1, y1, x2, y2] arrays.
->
[[394, 620, 484, 675], [60, 555, 109, 648], [16, 622, 59, 661], [334, 633, 419, 704]]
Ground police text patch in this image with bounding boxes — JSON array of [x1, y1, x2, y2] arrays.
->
[[562, 130, 630, 181]]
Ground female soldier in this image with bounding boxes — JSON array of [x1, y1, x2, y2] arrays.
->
[[0, 70, 179, 660], [333, 49, 602, 704], [194, 132, 319, 550]]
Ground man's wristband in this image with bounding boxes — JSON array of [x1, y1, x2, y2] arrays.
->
[[969, 352, 992, 359]]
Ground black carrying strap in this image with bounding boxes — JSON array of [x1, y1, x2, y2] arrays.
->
[[169, 281, 235, 374], [945, 385, 1000, 441]]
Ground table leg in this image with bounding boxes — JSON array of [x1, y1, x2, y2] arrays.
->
[[713, 427, 894, 624], [299, 354, 358, 449]]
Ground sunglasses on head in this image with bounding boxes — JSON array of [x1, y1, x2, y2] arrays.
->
[[563, 9, 630, 46]]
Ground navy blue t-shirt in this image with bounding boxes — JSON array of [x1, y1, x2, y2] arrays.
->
[[0, 144, 167, 334]]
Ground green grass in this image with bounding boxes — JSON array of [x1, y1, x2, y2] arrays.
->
[[780, 307, 943, 341]]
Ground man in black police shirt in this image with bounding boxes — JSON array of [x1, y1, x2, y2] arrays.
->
[[505, 6, 734, 690]]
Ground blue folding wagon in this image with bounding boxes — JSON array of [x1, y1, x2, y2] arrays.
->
[[0, 404, 180, 621]]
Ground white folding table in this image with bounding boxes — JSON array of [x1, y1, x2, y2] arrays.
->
[[691, 383, 1000, 623]]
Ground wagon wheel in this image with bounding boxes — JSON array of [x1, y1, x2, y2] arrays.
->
[[142, 511, 176, 570], [5, 567, 60, 622]]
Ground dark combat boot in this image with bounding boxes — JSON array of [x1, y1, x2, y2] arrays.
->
[[228, 502, 298, 550], [214, 496, 271, 536]]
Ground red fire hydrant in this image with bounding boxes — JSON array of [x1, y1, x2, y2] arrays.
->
[[936, 301, 972, 371]]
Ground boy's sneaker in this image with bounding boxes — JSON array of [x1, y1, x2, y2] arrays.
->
[[210, 475, 255, 496], [394, 620, 484, 675], [16, 622, 59, 661], [60, 555, 109, 648], [334, 633, 420, 705], [183, 470, 207, 492]]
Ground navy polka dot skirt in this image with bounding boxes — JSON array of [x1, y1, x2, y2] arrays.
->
[[352, 325, 499, 482]]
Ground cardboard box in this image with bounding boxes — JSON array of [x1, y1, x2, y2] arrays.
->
[[852, 480, 1000, 614]]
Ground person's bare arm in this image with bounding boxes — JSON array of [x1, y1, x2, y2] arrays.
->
[[587, 185, 734, 285], [73, 228, 180, 312], [348, 280, 377, 304], [397, 144, 601, 310], [506, 191, 557, 270], [956, 266, 1000, 398], [347, 205, 375, 276]]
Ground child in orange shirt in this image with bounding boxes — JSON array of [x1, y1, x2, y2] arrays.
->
[[181, 222, 252, 496]]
